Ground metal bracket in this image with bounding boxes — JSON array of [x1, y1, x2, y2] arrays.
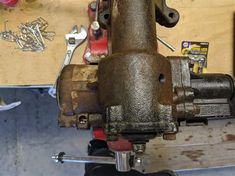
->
[[154, 0, 180, 28]]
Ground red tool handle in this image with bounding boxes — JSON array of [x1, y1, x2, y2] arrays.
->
[[0, 0, 18, 6]]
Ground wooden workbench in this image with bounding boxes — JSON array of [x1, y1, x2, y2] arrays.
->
[[157, 0, 235, 76], [0, 0, 234, 86], [145, 119, 235, 173], [0, 1, 235, 172], [0, 0, 90, 86]]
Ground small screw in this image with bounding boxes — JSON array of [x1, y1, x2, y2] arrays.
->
[[91, 21, 100, 31]]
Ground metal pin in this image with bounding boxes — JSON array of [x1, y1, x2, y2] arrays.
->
[[95, 0, 100, 22], [157, 36, 176, 52], [36, 24, 45, 45], [4, 20, 9, 31], [1, 18, 55, 52]]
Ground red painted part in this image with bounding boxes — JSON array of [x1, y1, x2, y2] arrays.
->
[[93, 128, 132, 151], [0, 0, 18, 6], [107, 140, 132, 151], [89, 29, 108, 55], [83, 26, 108, 64], [84, 1, 109, 64], [93, 128, 106, 141]]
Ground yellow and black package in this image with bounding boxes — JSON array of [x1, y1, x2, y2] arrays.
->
[[181, 41, 209, 73]]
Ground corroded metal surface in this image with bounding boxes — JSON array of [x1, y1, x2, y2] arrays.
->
[[98, 0, 177, 142], [111, 0, 157, 53], [98, 52, 175, 142], [154, 0, 180, 28], [57, 65, 102, 128], [57, 0, 235, 145]]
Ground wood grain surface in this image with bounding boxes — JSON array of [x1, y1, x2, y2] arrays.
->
[[157, 0, 235, 76], [0, 0, 90, 86], [0, 0, 234, 85], [145, 119, 235, 172]]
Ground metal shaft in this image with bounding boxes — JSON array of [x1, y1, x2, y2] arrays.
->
[[52, 154, 115, 165], [52, 151, 133, 172], [115, 151, 132, 172], [111, 0, 157, 53], [95, 0, 100, 21], [157, 36, 176, 52]]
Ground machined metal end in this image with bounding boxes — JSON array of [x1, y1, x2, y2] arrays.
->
[[51, 152, 65, 163], [115, 151, 132, 172]]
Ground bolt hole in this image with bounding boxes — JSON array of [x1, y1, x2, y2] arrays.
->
[[104, 14, 110, 20], [169, 12, 175, 18], [159, 74, 166, 83], [79, 115, 87, 124]]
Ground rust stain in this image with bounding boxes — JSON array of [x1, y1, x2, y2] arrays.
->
[[181, 150, 204, 162], [9, 8, 13, 12], [225, 121, 232, 127], [226, 148, 235, 151], [225, 134, 235, 141], [185, 135, 193, 142]]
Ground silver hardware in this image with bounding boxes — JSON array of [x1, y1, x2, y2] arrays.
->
[[115, 151, 132, 172], [48, 25, 87, 98], [0, 17, 55, 52], [52, 153, 115, 165], [157, 36, 176, 52], [52, 151, 134, 173]]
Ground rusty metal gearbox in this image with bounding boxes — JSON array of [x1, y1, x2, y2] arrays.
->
[[56, 0, 235, 145]]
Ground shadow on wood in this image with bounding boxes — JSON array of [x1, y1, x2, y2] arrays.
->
[[233, 12, 235, 77]]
